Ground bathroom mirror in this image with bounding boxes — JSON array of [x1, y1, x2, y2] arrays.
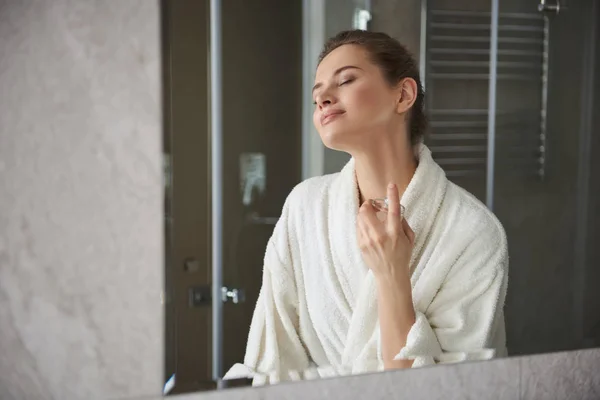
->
[[162, 0, 600, 395]]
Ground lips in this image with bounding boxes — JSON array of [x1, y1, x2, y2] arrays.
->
[[320, 109, 345, 126]]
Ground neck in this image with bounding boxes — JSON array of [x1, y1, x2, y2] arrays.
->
[[353, 136, 418, 204]]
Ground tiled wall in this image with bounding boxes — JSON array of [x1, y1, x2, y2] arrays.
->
[[1, 1, 599, 400]]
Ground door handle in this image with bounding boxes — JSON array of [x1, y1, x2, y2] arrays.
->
[[538, 0, 561, 14], [221, 286, 245, 304], [188, 285, 246, 306]]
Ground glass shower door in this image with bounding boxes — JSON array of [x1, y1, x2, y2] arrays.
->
[[210, 0, 305, 387]]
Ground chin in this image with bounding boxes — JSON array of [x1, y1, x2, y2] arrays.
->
[[319, 130, 350, 151], [319, 124, 364, 152]]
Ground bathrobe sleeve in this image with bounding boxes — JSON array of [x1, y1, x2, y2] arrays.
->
[[223, 198, 314, 385], [394, 224, 509, 367]]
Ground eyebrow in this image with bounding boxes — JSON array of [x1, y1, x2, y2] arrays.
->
[[312, 65, 362, 94]]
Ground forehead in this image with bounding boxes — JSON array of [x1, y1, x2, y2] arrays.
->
[[315, 44, 372, 80]]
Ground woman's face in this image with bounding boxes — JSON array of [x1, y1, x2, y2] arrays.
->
[[312, 44, 401, 152]]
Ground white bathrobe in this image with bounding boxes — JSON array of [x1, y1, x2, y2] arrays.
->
[[225, 144, 508, 385]]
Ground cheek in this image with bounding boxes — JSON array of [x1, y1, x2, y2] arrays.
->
[[347, 84, 389, 115]]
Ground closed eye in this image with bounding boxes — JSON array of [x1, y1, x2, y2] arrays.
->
[[312, 77, 355, 105]]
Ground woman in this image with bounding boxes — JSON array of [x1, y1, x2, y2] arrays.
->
[[225, 30, 508, 385]]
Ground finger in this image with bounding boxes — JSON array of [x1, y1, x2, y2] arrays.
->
[[357, 212, 376, 251], [356, 218, 368, 248], [386, 183, 402, 231], [402, 218, 415, 245], [356, 220, 363, 245], [359, 201, 383, 228], [359, 201, 386, 242], [356, 214, 366, 238]]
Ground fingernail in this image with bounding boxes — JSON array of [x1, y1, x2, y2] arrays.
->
[[388, 183, 395, 189]]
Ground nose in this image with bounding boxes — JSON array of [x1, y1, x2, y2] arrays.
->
[[315, 89, 335, 110]]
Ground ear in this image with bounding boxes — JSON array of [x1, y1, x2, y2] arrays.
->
[[395, 78, 418, 114]]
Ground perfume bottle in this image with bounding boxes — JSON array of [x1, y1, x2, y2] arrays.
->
[[370, 198, 405, 218]]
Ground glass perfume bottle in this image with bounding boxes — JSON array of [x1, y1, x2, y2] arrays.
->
[[370, 198, 405, 218]]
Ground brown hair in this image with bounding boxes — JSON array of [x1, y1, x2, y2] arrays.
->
[[318, 30, 427, 145]]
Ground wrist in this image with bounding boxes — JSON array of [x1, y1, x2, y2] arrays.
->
[[375, 271, 412, 302], [374, 265, 411, 289]]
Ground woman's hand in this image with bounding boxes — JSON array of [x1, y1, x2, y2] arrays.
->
[[358, 183, 417, 369], [357, 183, 415, 282]]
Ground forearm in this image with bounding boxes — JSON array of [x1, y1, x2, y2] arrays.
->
[[376, 274, 416, 370]]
